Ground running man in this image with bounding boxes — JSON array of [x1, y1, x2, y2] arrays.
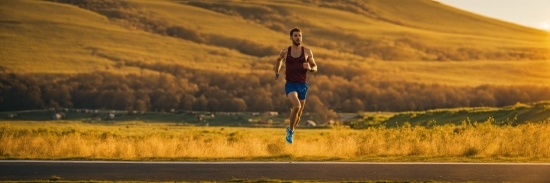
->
[[274, 27, 318, 144]]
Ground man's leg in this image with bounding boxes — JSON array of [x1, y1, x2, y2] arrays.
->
[[287, 92, 301, 131], [293, 100, 306, 129]]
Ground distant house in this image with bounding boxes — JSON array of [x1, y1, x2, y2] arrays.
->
[[259, 119, 273, 124], [306, 120, 316, 127], [53, 113, 62, 120], [264, 111, 278, 116]]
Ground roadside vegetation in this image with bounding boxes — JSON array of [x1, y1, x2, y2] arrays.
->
[[1, 119, 549, 162]]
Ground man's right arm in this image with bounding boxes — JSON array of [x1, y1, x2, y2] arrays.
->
[[274, 49, 286, 79]]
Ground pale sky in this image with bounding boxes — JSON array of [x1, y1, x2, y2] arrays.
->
[[437, 0, 550, 31]]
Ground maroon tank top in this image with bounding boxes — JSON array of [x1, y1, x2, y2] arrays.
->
[[285, 46, 307, 82]]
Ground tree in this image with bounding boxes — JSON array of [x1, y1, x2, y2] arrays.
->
[[207, 98, 220, 111], [244, 88, 273, 112], [193, 95, 208, 111], [351, 98, 365, 112], [222, 98, 247, 112], [26, 85, 44, 109], [179, 94, 195, 111]]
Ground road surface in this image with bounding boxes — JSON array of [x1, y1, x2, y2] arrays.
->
[[1, 161, 549, 182]]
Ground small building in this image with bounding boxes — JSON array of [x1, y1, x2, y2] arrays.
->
[[259, 119, 273, 124], [265, 111, 278, 116], [306, 120, 316, 127], [53, 113, 62, 120]]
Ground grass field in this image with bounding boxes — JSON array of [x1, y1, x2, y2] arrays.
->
[[0, 0, 257, 73], [3, 102, 549, 162], [1, 120, 549, 162], [3, 101, 549, 164]]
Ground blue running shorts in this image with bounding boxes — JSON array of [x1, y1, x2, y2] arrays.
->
[[285, 82, 308, 100]]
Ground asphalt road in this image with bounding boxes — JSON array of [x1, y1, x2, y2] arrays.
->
[[1, 161, 549, 182]]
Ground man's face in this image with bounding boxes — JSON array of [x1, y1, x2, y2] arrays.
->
[[291, 32, 302, 46]]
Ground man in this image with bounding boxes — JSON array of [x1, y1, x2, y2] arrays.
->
[[274, 27, 318, 144]]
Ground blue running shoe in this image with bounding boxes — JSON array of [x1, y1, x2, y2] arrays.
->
[[286, 126, 294, 144]]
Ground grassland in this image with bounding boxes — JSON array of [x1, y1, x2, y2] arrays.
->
[[2, 102, 550, 162], [1, 119, 549, 162], [0, 0, 257, 73]]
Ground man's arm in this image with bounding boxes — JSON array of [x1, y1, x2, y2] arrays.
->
[[305, 48, 317, 73], [274, 48, 286, 79]]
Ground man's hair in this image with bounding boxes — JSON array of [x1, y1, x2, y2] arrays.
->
[[289, 27, 302, 37]]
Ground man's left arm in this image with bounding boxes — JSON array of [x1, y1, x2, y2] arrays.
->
[[306, 48, 317, 73]]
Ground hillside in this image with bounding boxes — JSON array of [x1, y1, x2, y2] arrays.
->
[[1, 0, 548, 72], [0, 0, 258, 73], [0, 0, 548, 84], [180, 0, 549, 58], [1, 0, 550, 113], [351, 101, 550, 128]]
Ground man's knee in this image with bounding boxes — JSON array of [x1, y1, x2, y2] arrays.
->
[[291, 103, 302, 110]]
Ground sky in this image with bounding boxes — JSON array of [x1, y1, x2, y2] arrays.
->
[[437, 0, 550, 31]]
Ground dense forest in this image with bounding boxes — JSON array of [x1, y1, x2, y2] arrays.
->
[[2, 62, 549, 116]]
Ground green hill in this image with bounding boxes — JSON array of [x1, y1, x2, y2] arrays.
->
[[350, 101, 550, 128]]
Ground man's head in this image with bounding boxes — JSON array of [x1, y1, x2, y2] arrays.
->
[[289, 27, 302, 46]]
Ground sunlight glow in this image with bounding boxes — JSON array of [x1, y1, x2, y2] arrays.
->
[[540, 21, 550, 30]]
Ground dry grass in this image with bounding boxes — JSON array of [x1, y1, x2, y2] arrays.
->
[[1, 121, 549, 162], [0, 0, 257, 73], [345, 60, 550, 86]]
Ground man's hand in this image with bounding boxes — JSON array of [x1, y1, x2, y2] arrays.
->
[[303, 62, 311, 70]]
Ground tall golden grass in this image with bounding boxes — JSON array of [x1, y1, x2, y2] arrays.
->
[[1, 121, 549, 161]]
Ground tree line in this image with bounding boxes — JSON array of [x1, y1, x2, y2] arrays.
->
[[2, 62, 549, 117]]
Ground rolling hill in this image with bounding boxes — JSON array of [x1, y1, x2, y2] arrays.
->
[[1, 0, 549, 85], [1, 0, 550, 113]]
